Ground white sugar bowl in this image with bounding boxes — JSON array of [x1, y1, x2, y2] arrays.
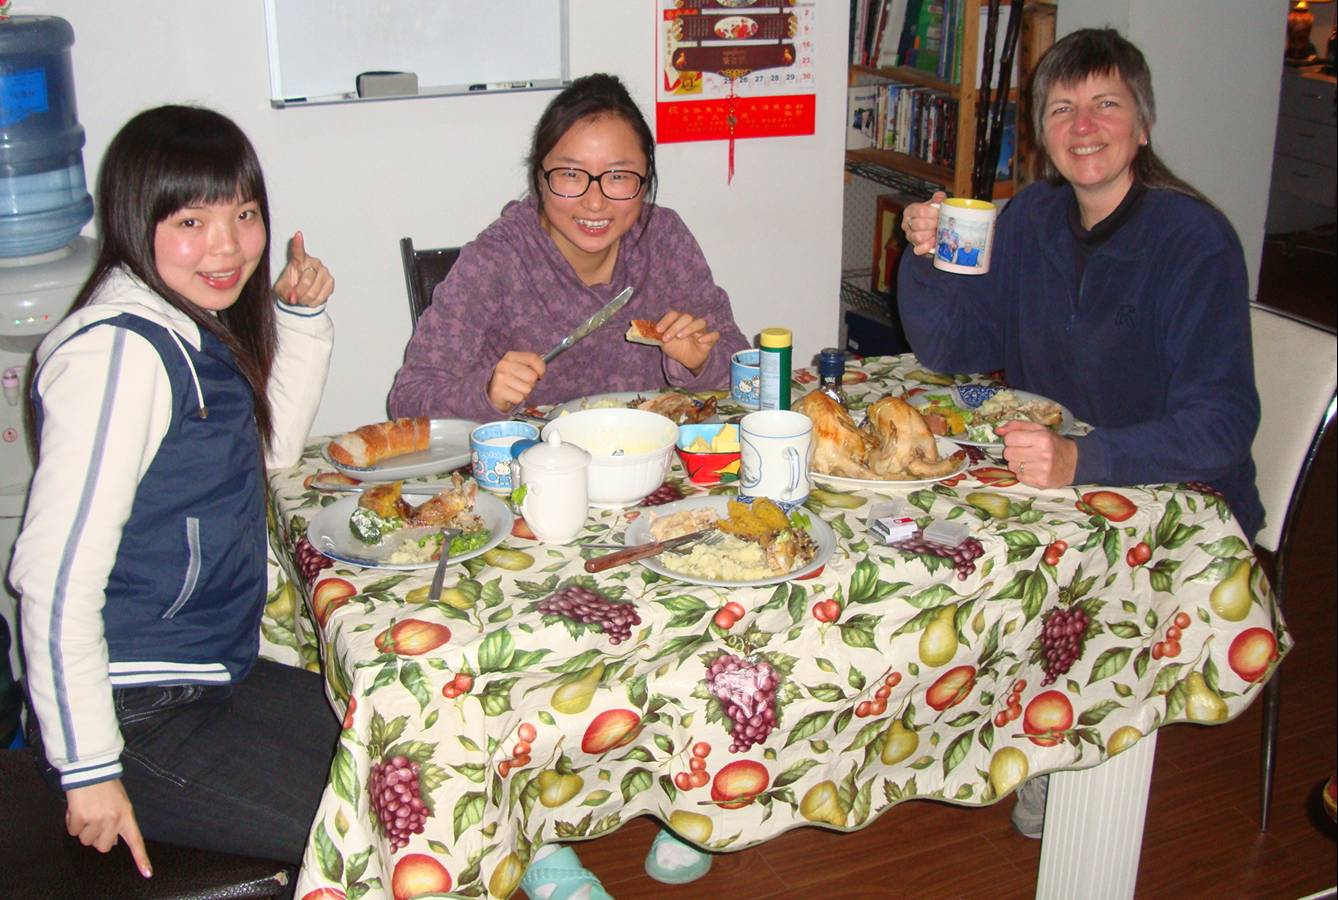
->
[[513, 432, 591, 544]]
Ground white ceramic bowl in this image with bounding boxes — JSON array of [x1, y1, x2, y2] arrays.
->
[[541, 408, 677, 507]]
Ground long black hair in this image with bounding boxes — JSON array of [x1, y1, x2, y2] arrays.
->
[[526, 73, 658, 212], [1030, 28, 1209, 203], [71, 105, 278, 446]]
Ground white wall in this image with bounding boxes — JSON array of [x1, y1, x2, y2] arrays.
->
[[27, 1, 848, 436], [1057, 0, 1285, 298]]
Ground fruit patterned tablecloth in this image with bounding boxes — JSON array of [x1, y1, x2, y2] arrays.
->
[[261, 355, 1289, 900]]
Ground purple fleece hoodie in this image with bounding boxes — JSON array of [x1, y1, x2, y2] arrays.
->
[[388, 196, 749, 422]]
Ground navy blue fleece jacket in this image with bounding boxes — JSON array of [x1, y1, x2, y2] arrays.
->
[[897, 180, 1263, 540]]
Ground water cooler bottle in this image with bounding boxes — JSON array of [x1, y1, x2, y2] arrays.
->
[[0, 15, 96, 687]]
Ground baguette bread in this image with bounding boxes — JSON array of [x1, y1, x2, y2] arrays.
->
[[328, 417, 430, 467], [626, 319, 663, 346]]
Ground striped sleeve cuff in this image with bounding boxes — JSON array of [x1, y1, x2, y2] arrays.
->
[[108, 660, 233, 687], [274, 297, 328, 317], [59, 757, 123, 790]]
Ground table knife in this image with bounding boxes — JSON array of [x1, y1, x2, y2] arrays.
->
[[541, 286, 633, 363], [308, 478, 444, 496], [583, 528, 712, 573]]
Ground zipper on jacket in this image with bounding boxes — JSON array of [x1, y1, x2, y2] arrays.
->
[[1068, 269, 1089, 335], [162, 517, 202, 618]]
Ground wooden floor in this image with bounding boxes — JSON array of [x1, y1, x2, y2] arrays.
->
[[566, 234, 1338, 899]]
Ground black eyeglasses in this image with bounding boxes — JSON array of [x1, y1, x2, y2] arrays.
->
[[542, 167, 647, 200]]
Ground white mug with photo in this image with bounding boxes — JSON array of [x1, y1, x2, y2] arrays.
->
[[931, 198, 998, 275]]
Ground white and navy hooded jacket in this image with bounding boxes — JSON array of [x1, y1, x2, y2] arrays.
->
[[11, 267, 332, 790]]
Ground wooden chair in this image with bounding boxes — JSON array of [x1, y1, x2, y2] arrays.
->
[[0, 747, 291, 899], [1249, 302, 1337, 830], [399, 237, 461, 327]]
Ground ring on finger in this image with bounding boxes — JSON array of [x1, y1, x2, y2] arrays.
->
[[1018, 462, 1026, 476]]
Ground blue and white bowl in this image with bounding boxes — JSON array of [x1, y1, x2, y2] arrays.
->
[[955, 384, 1005, 409]]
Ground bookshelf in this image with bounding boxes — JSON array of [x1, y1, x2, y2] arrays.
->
[[847, 0, 1017, 201], [839, 2, 1056, 356]]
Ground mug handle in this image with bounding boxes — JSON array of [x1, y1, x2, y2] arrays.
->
[[785, 446, 800, 493]]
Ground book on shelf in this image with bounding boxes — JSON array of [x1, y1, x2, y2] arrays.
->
[[869, 0, 892, 69], [851, 0, 868, 65], [866, 80, 958, 167], [874, 0, 910, 67], [865, 0, 1021, 87], [846, 83, 879, 150], [854, 0, 891, 66], [911, 1, 948, 76], [894, 0, 924, 70]]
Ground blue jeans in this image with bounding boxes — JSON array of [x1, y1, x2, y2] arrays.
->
[[31, 659, 340, 865]]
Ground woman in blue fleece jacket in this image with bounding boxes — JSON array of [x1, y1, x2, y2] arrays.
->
[[897, 28, 1263, 542]]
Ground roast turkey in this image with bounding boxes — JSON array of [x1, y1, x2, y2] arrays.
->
[[792, 390, 878, 479], [864, 396, 964, 479], [794, 390, 965, 481]]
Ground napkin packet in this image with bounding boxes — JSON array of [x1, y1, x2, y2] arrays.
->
[[867, 499, 970, 548]]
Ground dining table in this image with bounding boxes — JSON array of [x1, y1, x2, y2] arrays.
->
[[260, 354, 1289, 900]]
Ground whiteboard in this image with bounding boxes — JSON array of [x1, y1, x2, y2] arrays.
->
[[263, 0, 569, 106]]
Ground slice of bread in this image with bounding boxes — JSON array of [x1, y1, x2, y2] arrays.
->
[[626, 319, 663, 346]]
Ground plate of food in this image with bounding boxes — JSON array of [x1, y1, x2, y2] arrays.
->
[[307, 474, 509, 570], [549, 390, 719, 425], [908, 386, 1074, 448], [624, 494, 833, 588], [322, 417, 480, 483], [794, 390, 971, 486]]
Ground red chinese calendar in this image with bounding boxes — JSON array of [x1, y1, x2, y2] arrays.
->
[[656, 1, 817, 145]]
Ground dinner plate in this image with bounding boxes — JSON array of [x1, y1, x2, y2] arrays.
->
[[322, 419, 479, 483], [549, 391, 722, 424], [548, 391, 652, 417], [908, 386, 1075, 449], [812, 435, 970, 490], [624, 494, 834, 588], [307, 490, 509, 571]]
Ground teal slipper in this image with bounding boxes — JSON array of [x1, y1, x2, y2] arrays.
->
[[518, 846, 613, 900], [643, 827, 712, 885]]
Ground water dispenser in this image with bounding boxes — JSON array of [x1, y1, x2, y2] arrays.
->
[[0, 15, 94, 257]]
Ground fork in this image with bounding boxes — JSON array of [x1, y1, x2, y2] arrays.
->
[[426, 528, 461, 603], [665, 532, 725, 555]]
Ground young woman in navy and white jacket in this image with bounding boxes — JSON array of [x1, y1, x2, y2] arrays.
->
[[11, 105, 339, 879]]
